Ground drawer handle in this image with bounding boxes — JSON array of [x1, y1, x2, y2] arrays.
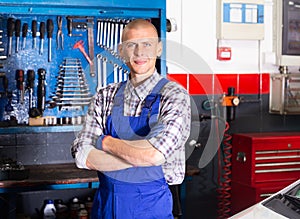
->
[[236, 152, 246, 163]]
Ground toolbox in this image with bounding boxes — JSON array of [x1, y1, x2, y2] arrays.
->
[[232, 132, 300, 186], [231, 132, 300, 214], [0, 0, 167, 132]]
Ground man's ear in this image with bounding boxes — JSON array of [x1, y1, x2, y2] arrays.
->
[[156, 41, 163, 57], [118, 43, 124, 58]]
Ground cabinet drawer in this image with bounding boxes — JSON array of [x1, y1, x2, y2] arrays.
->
[[231, 180, 292, 215]]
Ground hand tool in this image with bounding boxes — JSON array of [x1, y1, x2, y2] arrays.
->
[[55, 88, 89, 93], [113, 63, 118, 83], [37, 68, 46, 114], [39, 22, 45, 55], [67, 16, 73, 36], [57, 75, 84, 80], [102, 57, 107, 87], [103, 20, 107, 47], [96, 19, 101, 45], [15, 69, 25, 104], [66, 16, 83, 37], [114, 21, 119, 53], [110, 20, 116, 49], [7, 18, 15, 57], [48, 101, 90, 108], [52, 96, 92, 102], [110, 21, 115, 50], [87, 18, 95, 77], [54, 92, 91, 97], [26, 69, 35, 110], [46, 19, 54, 62], [100, 20, 104, 45], [57, 77, 85, 83], [15, 19, 21, 53], [106, 20, 111, 48], [56, 16, 64, 50], [73, 40, 93, 65], [57, 84, 88, 89], [32, 20, 37, 49], [96, 54, 103, 91], [67, 16, 94, 35], [22, 23, 28, 50]]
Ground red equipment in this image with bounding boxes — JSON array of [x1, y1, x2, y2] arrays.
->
[[231, 132, 300, 215]]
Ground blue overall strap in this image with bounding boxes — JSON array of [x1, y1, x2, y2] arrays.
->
[[113, 81, 126, 107], [104, 81, 126, 137], [141, 77, 170, 124]]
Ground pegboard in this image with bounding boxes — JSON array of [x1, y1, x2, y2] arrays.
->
[[0, 0, 167, 132]]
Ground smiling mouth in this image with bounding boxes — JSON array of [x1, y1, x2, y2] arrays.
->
[[134, 60, 147, 65]]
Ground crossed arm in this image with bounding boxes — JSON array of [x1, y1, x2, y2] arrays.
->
[[86, 137, 165, 171]]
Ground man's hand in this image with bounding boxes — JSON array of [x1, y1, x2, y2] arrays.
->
[[86, 148, 133, 171], [102, 136, 165, 166]]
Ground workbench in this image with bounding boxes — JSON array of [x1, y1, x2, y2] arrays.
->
[[0, 163, 98, 193], [0, 163, 199, 218], [0, 163, 98, 218]]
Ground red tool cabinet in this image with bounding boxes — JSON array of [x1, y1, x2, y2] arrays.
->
[[231, 132, 300, 214]]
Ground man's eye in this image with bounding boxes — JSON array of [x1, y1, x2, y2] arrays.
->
[[143, 42, 152, 47], [126, 43, 136, 48]]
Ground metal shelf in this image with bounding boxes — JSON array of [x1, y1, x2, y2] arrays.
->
[[0, 125, 82, 134]]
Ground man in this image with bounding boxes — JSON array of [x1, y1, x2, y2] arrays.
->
[[71, 19, 191, 218]]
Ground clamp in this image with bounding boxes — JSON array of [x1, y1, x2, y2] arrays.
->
[[56, 16, 64, 50]]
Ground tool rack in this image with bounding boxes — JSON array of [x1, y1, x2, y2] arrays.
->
[[0, 0, 167, 134], [0, 1, 167, 217]]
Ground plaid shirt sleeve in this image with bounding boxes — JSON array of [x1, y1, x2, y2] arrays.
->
[[71, 83, 119, 169], [148, 81, 191, 184]]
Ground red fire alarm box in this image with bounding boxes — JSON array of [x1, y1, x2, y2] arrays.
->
[[217, 47, 231, 61]]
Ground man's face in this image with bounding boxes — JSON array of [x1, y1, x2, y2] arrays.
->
[[119, 27, 162, 77]]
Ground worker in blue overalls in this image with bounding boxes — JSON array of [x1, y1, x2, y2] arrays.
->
[[71, 19, 191, 218]]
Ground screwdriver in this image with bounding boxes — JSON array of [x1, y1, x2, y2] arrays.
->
[[46, 19, 54, 62], [22, 23, 28, 50], [32, 20, 37, 49], [7, 18, 15, 57], [37, 68, 46, 114], [16, 69, 25, 104], [27, 69, 35, 111], [15, 19, 21, 53], [39, 21, 45, 55]]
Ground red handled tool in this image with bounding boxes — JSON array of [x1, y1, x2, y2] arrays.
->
[[73, 40, 93, 66]]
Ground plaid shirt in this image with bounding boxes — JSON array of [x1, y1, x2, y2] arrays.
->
[[71, 71, 191, 184]]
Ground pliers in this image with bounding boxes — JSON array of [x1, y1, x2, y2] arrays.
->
[[56, 16, 64, 50]]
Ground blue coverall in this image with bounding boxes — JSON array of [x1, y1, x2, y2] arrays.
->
[[92, 78, 174, 219]]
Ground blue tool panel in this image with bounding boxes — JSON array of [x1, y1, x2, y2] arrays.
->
[[0, 1, 166, 131]]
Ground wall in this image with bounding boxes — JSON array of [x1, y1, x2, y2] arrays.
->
[[166, 1, 300, 218], [0, 132, 75, 165], [165, 0, 300, 134], [166, 0, 277, 73]]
